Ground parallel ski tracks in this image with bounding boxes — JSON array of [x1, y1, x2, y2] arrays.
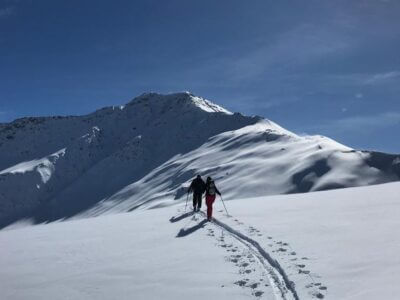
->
[[199, 212, 299, 300]]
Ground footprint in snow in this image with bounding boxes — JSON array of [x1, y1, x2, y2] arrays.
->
[[276, 241, 288, 246], [306, 282, 324, 288], [249, 282, 259, 289], [254, 291, 264, 297], [234, 280, 247, 287], [314, 292, 325, 299]]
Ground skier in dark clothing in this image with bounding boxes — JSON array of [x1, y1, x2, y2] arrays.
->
[[188, 175, 206, 211], [205, 176, 221, 221]]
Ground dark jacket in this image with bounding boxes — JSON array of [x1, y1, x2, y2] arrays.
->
[[189, 177, 206, 194], [205, 180, 221, 196]]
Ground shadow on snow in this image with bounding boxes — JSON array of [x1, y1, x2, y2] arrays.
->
[[169, 211, 194, 223], [176, 219, 207, 238]]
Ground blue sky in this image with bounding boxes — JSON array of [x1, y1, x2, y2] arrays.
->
[[1, 0, 399, 153]]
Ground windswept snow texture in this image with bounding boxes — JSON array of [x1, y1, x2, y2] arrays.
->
[[1, 182, 400, 300], [0, 92, 399, 228], [85, 121, 400, 216]]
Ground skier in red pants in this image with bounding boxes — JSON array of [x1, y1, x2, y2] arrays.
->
[[205, 177, 221, 221]]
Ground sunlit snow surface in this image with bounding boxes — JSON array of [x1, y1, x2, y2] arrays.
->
[[1, 182, 399, 300], [190, 94, 233, 114], [1, 92, 399, 299], [83, 121, 390, 216], [0, 148, 65, 183], [0, 92, 399, 228]]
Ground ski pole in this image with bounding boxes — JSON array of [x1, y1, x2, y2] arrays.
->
[[185, 192, 189, 212], [220, 195, 230, 216]]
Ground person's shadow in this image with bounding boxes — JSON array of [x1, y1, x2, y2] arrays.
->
[[176, 219, 207, 238], [169, 211, 193, 223]]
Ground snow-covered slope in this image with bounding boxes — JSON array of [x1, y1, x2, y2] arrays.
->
[[0, 92, 399, 228], [2, 182, 399, 300], [85, 121, 400, 216], [0, 92, 258, 227]]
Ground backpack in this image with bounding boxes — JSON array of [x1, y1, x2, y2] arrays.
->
[[208, 181, 216, 195], [192, 178, 205, 193]]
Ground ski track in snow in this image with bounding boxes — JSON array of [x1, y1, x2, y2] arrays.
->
[[203, 212, 298, 300], [174, 208, 327, 300]]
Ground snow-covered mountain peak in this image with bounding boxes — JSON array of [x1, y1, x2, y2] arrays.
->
[[126, 92, 233, 115], [189, 95, 233, 114]]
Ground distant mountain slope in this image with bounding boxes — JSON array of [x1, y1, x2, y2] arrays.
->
[[0, 92, 399, 228], [82, 120, 400, 217], [0, 93, 259, 227]]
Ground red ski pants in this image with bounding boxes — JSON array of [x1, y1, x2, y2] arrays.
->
[[206, 194, 216, 219]]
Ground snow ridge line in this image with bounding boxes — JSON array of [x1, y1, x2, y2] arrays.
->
[[200, 212, 299, 300]]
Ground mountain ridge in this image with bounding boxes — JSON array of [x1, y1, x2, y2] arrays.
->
[[0, 92, 259, 227], [0, 92, 399, 229]]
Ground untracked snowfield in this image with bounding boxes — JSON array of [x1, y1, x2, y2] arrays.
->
[[1, 182, 399, 299]]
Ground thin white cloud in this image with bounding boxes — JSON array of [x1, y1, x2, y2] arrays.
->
[[315, 71, 400, 89], [364, 71, 400, 85], [355, 93, 363, 99], [315, 112, 400, 134], [226, 24, 352, 82]]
